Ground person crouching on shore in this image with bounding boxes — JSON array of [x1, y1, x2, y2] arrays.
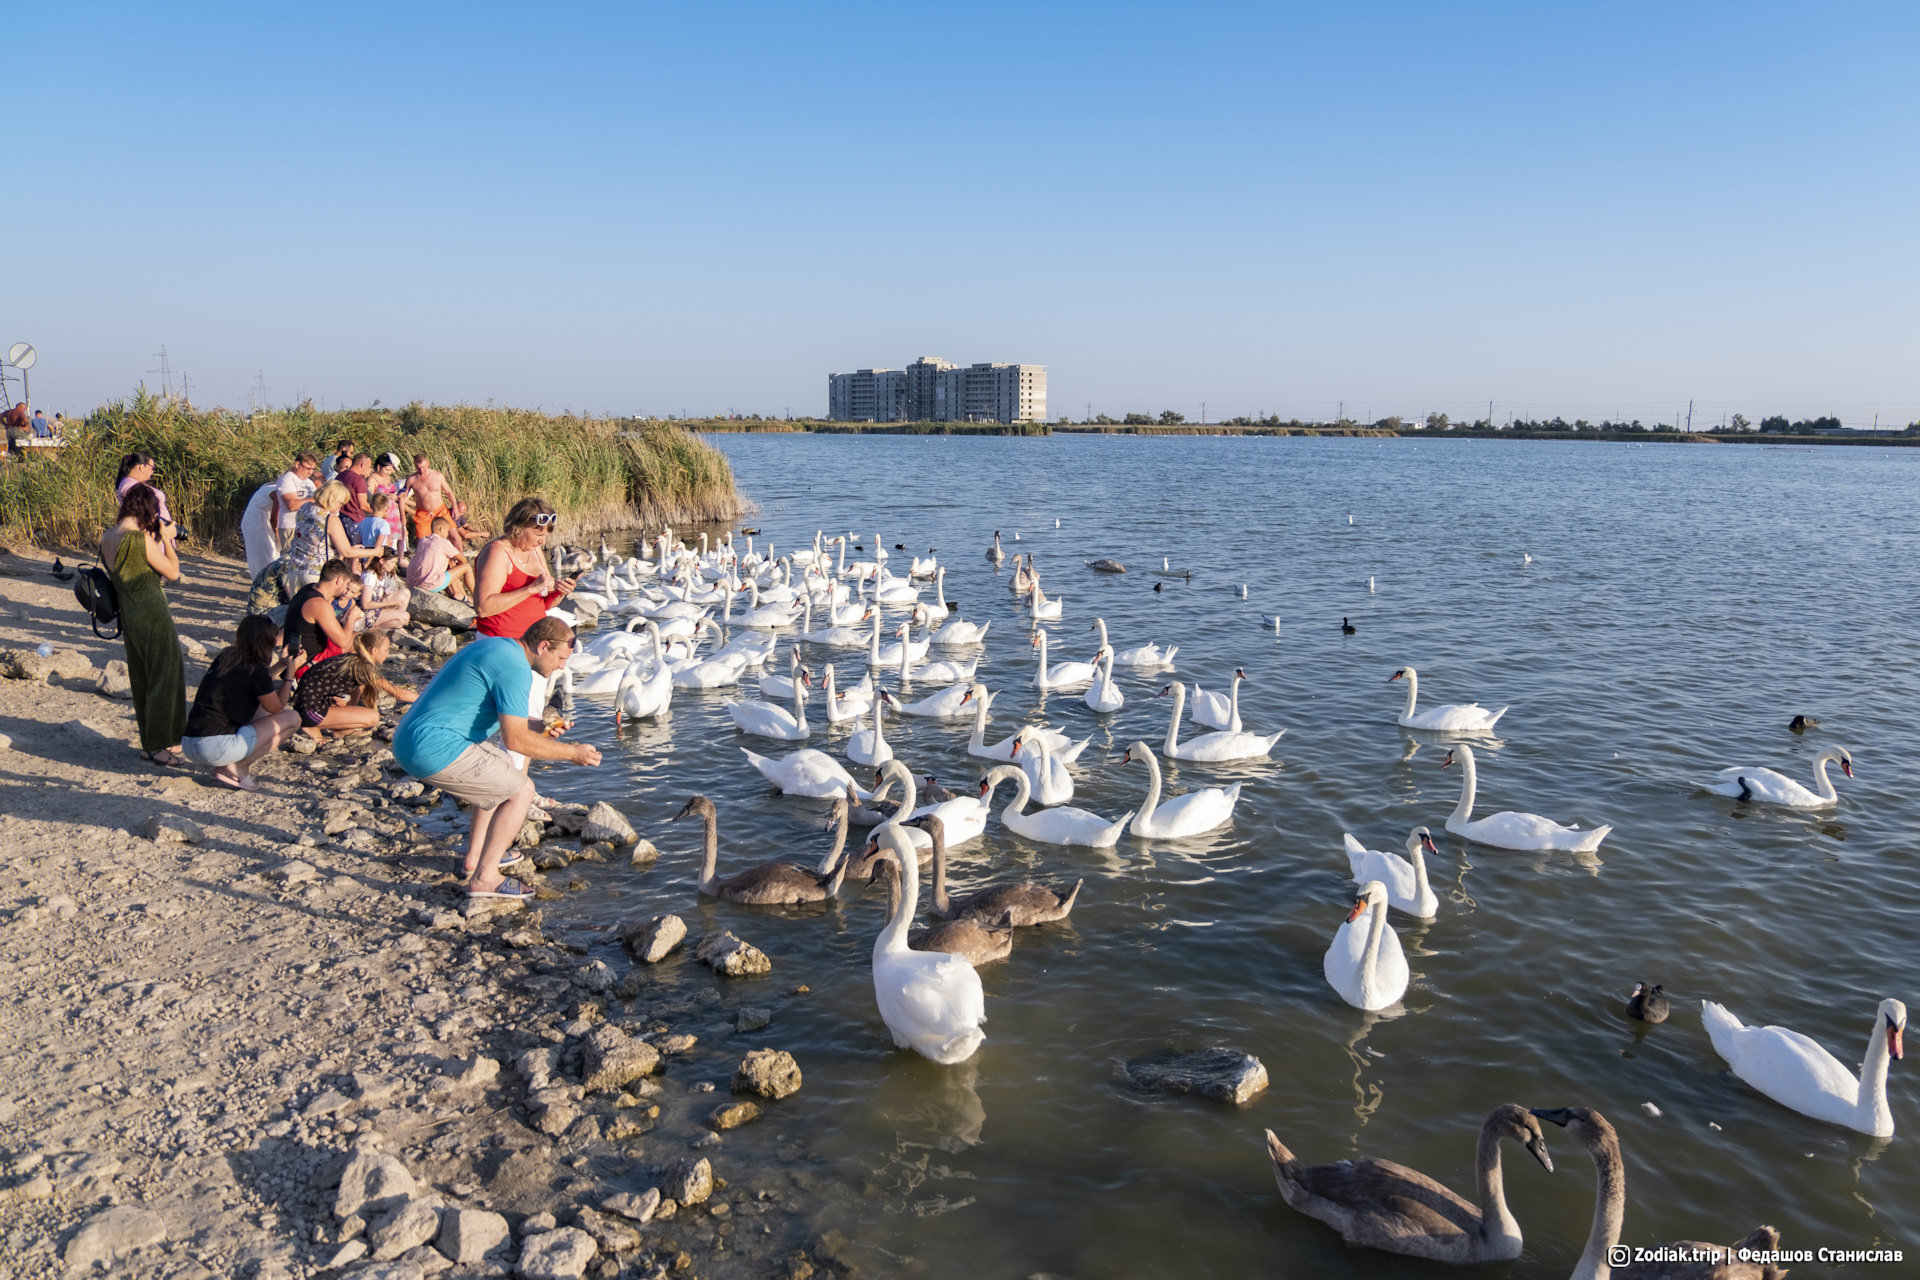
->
[[180, 614, 302, 791], [292, 629, 417, 741], [392, 615, 599, 903]]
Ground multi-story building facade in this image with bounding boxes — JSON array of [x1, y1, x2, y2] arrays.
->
[[828, 357, 1045, 423]]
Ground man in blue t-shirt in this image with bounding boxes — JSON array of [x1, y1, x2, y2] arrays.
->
[[394, 615, 600, 902]]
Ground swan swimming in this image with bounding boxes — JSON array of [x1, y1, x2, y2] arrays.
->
[[1343, 827, 1438, 918], [868, 823, 987, 1064], [1324, 881, 1408, 1010], [1119, 742, 1240, 838], [1702, 996, 1905, 1136], [1440, 743, 1611, 853], [1700, 746, 1852, 808], [1157, 681, 1284, 762], [1389, 666, 1507, 733]]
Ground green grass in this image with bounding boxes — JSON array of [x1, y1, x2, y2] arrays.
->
[[0, 391, 744, 552]]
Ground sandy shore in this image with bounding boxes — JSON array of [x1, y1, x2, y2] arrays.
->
[[0, 547, 835, 1280]]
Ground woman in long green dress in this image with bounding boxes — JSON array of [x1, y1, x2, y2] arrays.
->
[[101, 483, 187, 764]]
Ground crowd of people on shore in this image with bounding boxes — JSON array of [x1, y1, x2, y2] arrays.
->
[[100, 447, 602, 903], [2, 402, 70, 456]]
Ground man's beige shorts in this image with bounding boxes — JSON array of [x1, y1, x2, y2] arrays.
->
[[422, 741, 528, 810]]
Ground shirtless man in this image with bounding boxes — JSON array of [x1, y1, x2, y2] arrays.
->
[[406, 454, 470, 546]]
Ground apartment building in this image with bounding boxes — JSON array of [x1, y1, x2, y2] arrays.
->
[[828, 357, 1046, 423]]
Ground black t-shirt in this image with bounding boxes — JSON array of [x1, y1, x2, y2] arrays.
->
[[287, 584, 334, 664], [185, 656, 276, 738]]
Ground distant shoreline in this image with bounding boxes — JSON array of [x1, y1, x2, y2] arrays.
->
[[685, 419, 1919, 447]]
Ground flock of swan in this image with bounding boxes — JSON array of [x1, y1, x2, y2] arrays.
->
[[543, 526, 1903, 1276]]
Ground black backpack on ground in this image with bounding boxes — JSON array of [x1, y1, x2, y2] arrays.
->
[[74, 565, 121, 639]]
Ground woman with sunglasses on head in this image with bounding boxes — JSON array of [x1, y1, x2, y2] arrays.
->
[[473, 497, 576, 640]]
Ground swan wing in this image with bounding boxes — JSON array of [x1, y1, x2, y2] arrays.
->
[[1175, 729, 1281, 762], [1455, 810, 1605, 852], [1402, 702, 1501, 732], [1323, 919, 1367, 1006], [1347, 848, 1418, 905], [1703, 1001, 1862, 1125], [1142, 787, 1239, 837]]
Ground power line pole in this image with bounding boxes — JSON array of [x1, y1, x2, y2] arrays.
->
[[149, 346, 173, 398], [1686, 400, 1693, 433]]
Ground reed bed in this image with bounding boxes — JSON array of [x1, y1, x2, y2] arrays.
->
[[0, 392, 744, 552]]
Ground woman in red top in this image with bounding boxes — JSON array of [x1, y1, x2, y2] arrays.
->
[[474, 496, 576, 639]]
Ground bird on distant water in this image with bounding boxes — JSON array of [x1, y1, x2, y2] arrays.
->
[[1085, 558, 1126, 573], [1153, 582, 1163, 594], [1789, 715, 1819, 732], [49, 558, 75, 582], [1342, 617, 1356, 634], [1626, 982, 1670, 1023]]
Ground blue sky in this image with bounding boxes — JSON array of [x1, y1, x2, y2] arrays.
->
[[10, 2, 1917, 425]]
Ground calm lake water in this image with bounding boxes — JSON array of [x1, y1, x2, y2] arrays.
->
[[526, 434, 1918, 1277]]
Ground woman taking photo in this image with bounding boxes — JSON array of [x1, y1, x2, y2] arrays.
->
[[285, 480, 380, 592], [474, 496, 576, 639], [101, 484, 187, 765], [115, 453, 177, 533], [181, 614, 302, 790]]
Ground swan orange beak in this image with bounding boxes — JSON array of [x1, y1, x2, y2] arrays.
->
[[1119, 749, 1133, 765], [1440, 751, 1455, 769], [977, 778, 990, 797], [1388, 670, 1403, 681], [1344, 898, 1368, 923], [1010, 739, 1022, 756], [1890, 1017, 1905, 1061], [1843, 758, 1854, 778], [1420, 832, 1439, 855]]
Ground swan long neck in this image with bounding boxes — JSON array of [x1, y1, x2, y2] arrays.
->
[[816, 805, 849, 875], [929, 822, 950, 915], [876, 827, 918, 955], [1859, 1013, 1895, 1132], [969, 688, 988, 749], [790, 666, 808, 731], [1451, 747, 1478, 823], [1401, 669, 1419, 719], [1812, 751, 1840, 803], [1164, 683, 1186, 755], [1228, 673, 1242, 726], [1360, 898, 1389, 997], [1094, 618, 1108, 649], [1572, 1131, 1628, 1280], [1412, 842, 1432, 905], [872, 692, 888, 747], [936, 569, 947, 609], [987, 765, 1031, 821], [1472, 1121, 1519, 1246], [696, 808, 719, 894], [1034, 630, 1049, 679], [898, 626, 911, 680], [1138, 750, 1164, 821]]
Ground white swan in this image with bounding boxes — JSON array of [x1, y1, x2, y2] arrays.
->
[[1158, 682, 1284, 762], [917, 567, 952, 621], [912, 644, 979, 686], [612, 631, 672, 725], [1391, 666, 1507, 733], [1029, 581, 1063, 621], [1120, 742, 1240, 838], [1090, 617, 1176, 669], [930, 612, 990, 646], [1701, 746, 1853, 808], [1190, 670, 1244, 732], [868, 760, 990, 847], [741, 746, 873, 799], [1703, 997, 1905, 1136], [726, 664, 811, 740], [1084, 647, 1124, 713], [978, 764, 1130, 849], [895, 678, 979, 718], [869, 822, 986, 1065], [735, 581, 801, 630], [1343, 828, 1439, 918], [847, 690, 895, 768], [1031, 629, 1097, 690], [756, 647, 811, 703], [796, 596, 870, 646], [1324, 881, 1409, 1011], [866, 611, 930, 669], [1441, 744, 1611, 852], [960, 684, 1077, 761], [1011, 727, 1074, 806]]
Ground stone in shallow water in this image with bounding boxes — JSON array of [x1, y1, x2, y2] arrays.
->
[[620, 913, 686, 963], [695, 930, 770, 977], [733, 1048, 801, 1100], [661, 1157, 712, 1206], [1118, 1047, 1269, 1105]]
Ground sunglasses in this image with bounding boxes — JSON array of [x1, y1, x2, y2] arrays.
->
[[532, 513, 558, 527]]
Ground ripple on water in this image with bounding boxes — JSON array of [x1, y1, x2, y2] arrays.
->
[[522, 435, 1918, 1277]]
